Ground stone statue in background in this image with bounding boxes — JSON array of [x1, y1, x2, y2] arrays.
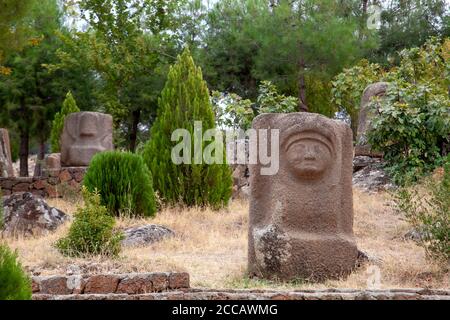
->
[[60, 112, 113, 167], [248, 112, 358, 281], [0, 128, 14, 177], [355, 82, 389, 157]]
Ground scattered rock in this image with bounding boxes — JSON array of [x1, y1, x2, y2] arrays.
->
[[353, 163, 394, 192], [121, 224, 175, 247], [403, 228, 427, 242], [1, 192, 69, 237], [353, 156, 382, 173]]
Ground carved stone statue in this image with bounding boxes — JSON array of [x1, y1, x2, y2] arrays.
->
[[0, 128, 14, 177], [60, 112, 113, 167], [248, 112, 358, 281], [355, 82, 389, 157]]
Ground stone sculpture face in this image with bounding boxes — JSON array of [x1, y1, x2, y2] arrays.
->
[[60, 112, 113, 167], [248, 113, 358, 282], [284, 132, 333, 179]]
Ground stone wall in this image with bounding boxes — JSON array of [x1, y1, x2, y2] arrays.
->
[[32, 272, 190, 295], [0, 167, 86, 198], [33, 287, 450, 300]]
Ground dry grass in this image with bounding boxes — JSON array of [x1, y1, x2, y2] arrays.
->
[[4, 189, 449, 290]]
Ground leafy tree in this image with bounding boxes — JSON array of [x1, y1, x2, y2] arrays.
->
[[212, 81, 298, 130], [0, 0, 98, 176], [0, 0, 36, 71], [197, 0, 378, 115], [373, 0, 450, 64], [367, 38, 450, 185], [143, 48, 232, 208], [56, 0, 181, 151], [331, 59, 384, 137], [0, 0, 65, 176], [50, 91, 80, 153]]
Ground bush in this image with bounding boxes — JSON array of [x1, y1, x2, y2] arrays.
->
[[394, 157, 450, 264], [56, 187, 123, 257], [0, 243, 32, 300], [50, 91, 80, 153], [142, 48, 232, 208], [83, 151, 156, 217]]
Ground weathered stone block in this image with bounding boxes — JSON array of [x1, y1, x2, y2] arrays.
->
[[248, 113, 358, 281], [84, 275, 120, 294], [60, 112, 113, 167]]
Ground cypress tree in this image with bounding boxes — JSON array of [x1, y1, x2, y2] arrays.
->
[[143, 48, 232, 208], [50, 91, 80, 152]]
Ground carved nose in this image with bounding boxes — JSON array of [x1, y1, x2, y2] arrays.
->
[[304, 147, 316, 160]]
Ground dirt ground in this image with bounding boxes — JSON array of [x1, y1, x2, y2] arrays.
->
[[5, 188, 449, 290]]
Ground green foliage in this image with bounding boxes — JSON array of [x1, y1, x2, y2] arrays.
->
[[374, 0, 449, 64], [83, 151, 156, 217], [55, 0, 179, 151], [50, 91, 80, 152], [143, 48, 232, 208], [197, 0, 378, 113], [367, 38, 450, 185], [331, 59, 384, 136], [56, 187, 123, 257], [212, 81, 298, 130], [0, 0, 36, 68], [0, 243, 32, 300], [394, 158, 450, 264]]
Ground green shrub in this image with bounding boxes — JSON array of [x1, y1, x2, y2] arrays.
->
[[83, 151, 156, 217], [142, 48, 232, 208], [0, 243, 32, 300], [50, 91, 80, 153], [56, 187, 123, 258], [394, 156, 450, 264]]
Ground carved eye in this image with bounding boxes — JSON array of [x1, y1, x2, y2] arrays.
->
[[314, 144, 322, 153]]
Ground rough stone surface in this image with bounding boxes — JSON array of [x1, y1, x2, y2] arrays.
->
[[0, 128, 14, 177], [1, 192, 69, 237], [84, 275, 121, 294], [353, 156, 382, 173], [249, 113, 358, 281], [32, 288, 450, 300], [60, 112, 113, 167], [355, 82, 388, 157], [122, 224, 175, 247], [32, 272, 190, 295], [45, 153, 61, 171], [0, 167, 86, 198], [352, 163, 394, 192]]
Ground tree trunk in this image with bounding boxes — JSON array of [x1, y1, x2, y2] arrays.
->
[[18, 99, 29, 177], [298, 57, 308, 112], [19, 128, 29, 177], [129, 108, 141, 152], [33, 137, 46, 177]]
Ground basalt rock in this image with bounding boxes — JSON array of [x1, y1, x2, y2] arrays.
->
[[248, 113, 358, 282], [1, 192, 69, 237]]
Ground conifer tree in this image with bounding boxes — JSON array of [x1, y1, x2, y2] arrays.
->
[[143, 48, 232, 208], [50, 91, 80, 152]]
